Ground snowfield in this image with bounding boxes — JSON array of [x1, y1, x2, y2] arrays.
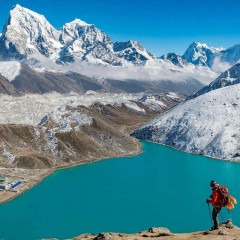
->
[[0, 92, 148, 126], [133, 84, 240, 161]]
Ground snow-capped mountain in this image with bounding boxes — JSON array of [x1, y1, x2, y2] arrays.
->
[[182, 42, 224, 67], [189, 63, 240, 99], [3, 4, 240, 96], [0, 5, 156, 66], [133, 83, 240, 161], [160, 53, 191, 68], [59, 19, 122, 65], [113, 41, 157, 65], [0, 4, 61, 60]]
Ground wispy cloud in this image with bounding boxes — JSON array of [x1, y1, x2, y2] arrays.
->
[[29, 53, 218, 85], [0, 61, 22, 81], [211, 57, 232, 73]]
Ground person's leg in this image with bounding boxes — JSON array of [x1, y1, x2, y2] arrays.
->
[[212, 207, 221, 228]]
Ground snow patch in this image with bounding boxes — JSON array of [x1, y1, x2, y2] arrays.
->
[[1, 144, 15, 164], [51, 111, 92, 132]]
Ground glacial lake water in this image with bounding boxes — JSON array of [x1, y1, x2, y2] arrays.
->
[[1, 141, 240, 240]]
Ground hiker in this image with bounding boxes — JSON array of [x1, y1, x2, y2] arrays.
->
[[206, 180, 224, 230]]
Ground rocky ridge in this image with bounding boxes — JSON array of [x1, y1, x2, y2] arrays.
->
[[49, 222, 240, 240], [160, 52, 192, 68]]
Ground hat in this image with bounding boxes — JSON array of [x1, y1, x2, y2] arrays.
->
[[210, 180, 219, 188]]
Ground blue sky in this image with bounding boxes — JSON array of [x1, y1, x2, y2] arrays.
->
[[0, 0, 240, 55]]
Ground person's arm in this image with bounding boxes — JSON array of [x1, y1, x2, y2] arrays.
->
[[208, 190, 219, 204]]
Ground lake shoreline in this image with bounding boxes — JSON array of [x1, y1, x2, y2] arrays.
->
[[0, 137, 143, 205], [2, 135, 238, 205], [142, 139, 239, 163]]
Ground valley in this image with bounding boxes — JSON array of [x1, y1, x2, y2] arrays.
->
[[0, 92, 184, 203]]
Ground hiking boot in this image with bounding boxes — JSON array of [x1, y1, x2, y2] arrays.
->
[[210, 225, 219, 230]]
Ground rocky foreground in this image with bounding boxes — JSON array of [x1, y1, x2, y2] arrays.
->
[[47, 222, 240, 240]]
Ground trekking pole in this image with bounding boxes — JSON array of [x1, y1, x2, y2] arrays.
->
[[227, 209, 232, 221], [219, 211, 225, 223], [208, 204, 213, 225]]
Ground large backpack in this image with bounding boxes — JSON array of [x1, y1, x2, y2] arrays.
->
[[217, 186, 229, 207]]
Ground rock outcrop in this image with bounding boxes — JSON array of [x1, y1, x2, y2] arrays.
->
[[51, 221, 240, 240]]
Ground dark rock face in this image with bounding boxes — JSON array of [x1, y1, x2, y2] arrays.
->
[[10, 64, 104, 94], [160, 53, 189, 68], [106, 78, 204, 96], [0, 74, 19, 95], [113, 41, 153, 64], [189, 63, 240, 99]]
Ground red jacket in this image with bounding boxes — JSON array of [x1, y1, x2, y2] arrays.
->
[[208, 189, 222, 208]]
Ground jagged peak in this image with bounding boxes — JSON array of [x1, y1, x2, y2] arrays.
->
[[6, 4, 59, 33], [161, 52, 179, 58], [64, 18, 91, 28], [192, 41, 208, 48], [12, 4, 22, 9], [188, 42, 224, 52], [128, 40, 140, 45], [10, 4, 46, 20]]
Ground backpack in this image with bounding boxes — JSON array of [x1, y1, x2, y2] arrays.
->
[[217, 186, 229, 207], [227, 195, 238, 210]]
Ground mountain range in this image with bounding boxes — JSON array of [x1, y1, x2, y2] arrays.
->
[[0, 4, 158, 66], [0, 5, 240, 98], [1, 4, 240, 70]]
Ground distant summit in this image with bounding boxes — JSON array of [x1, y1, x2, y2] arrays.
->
[[113, 40, 157, 65], [160, 53, 190, 68], [182, 42, 224, 67]]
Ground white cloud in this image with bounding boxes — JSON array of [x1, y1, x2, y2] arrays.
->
[[211, 57, 232, 73], [0, 61, 22, 81], [29, 53, 217, 86]]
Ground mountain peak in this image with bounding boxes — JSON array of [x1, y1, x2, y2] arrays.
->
[[12, 4, 22, 9], [10, 4, 45, 20], [0, 4, 60, 60], [192, 42, 208, 48], [182, 42, 224, 67], [65, 18, 91, 27], [160, 52, 190, 67]]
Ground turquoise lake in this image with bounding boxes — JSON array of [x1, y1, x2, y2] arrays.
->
[[1, 141, 240, 240]]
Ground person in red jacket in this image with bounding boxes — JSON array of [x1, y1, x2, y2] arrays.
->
[[206, 180, 222, 230]]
